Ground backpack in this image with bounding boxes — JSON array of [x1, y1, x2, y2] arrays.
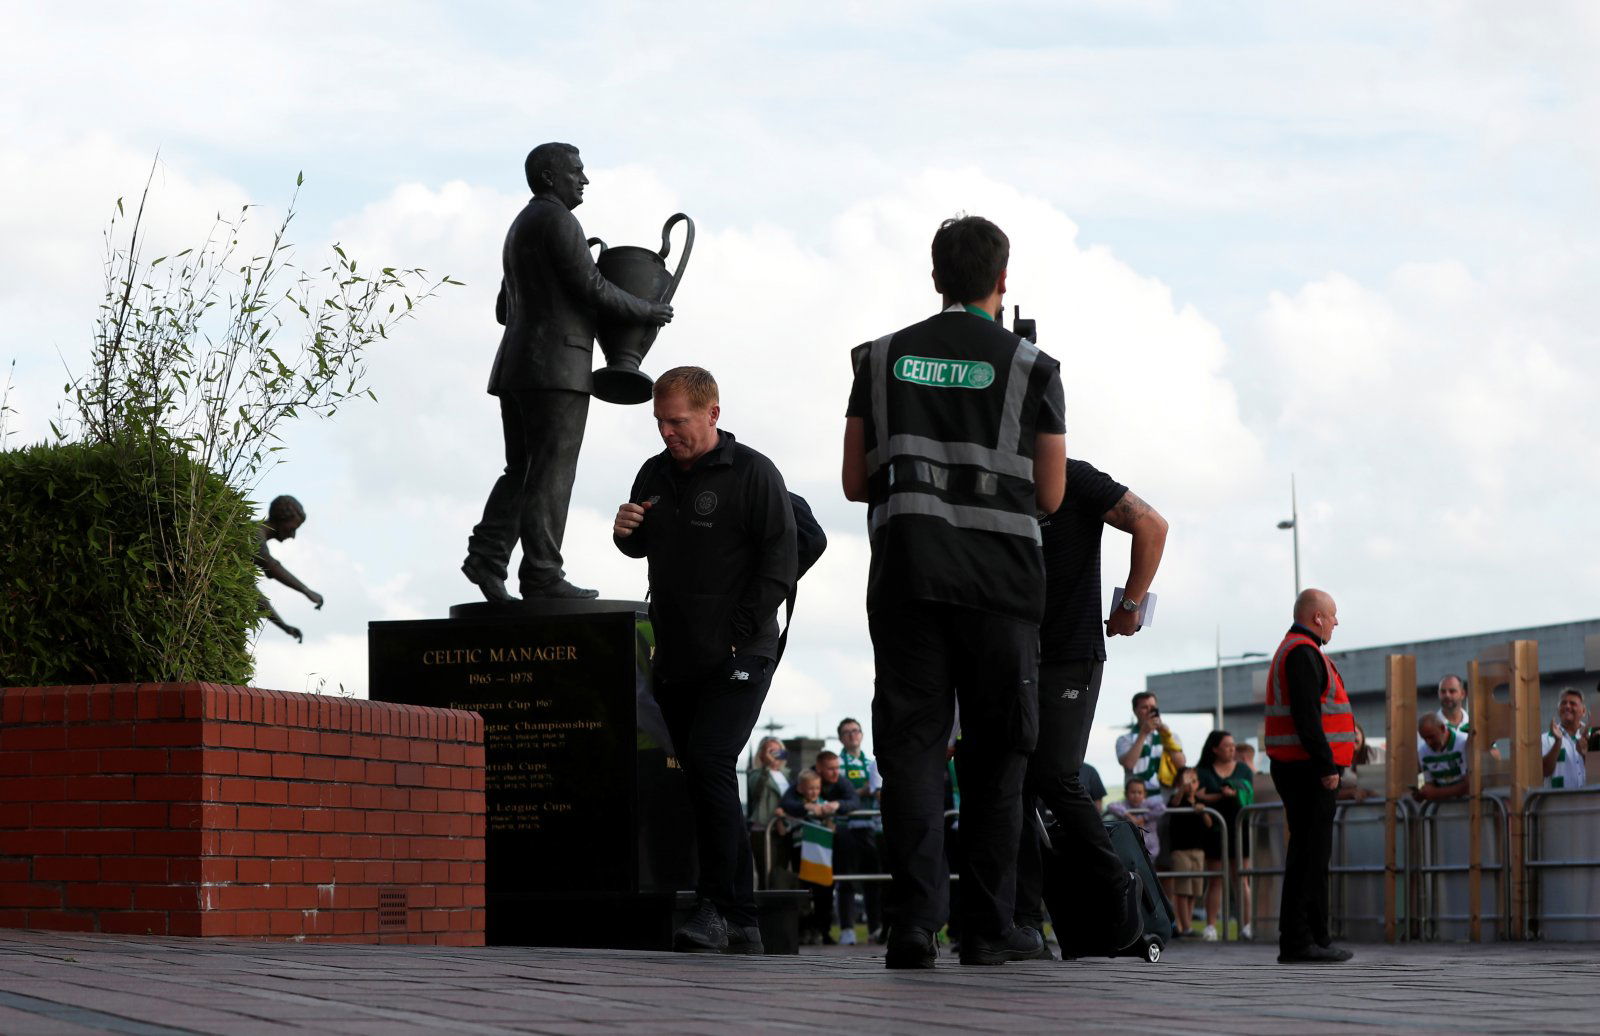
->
[[779, 492, 827, 661], [790, 492, 827, 579]]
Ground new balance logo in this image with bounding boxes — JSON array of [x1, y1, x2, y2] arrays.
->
[[731, 669, 751, 682]]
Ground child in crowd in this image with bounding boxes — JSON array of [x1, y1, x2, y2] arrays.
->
[[1166, 766, 1213, 938], [1107, 777, 1164, 860], [782, 771, 836, 944]]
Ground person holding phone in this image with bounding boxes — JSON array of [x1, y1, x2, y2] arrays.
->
[[1117, 693, 1185, 793]]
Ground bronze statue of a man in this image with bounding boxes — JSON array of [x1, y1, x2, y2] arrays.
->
[[256, 495, 323, 642], [463, 143, 673, 602]]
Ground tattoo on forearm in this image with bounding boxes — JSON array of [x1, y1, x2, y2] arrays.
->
[[1104, 490, 1154, 532]]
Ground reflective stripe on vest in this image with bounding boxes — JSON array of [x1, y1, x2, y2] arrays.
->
[[1263, 631, 1357, 766], [864, 328, 1041, 543]]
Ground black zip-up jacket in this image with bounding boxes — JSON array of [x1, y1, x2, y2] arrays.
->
[[615, 430, 798, 680]]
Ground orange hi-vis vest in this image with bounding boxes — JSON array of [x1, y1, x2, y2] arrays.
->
[[1264, 630, 1356, 766]]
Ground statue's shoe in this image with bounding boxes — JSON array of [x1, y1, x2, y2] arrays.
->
[[521, 577, 599, 600], [461, 556, 516, 603]]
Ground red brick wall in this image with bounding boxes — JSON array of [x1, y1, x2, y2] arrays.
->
[[0, 683, 485, 944]]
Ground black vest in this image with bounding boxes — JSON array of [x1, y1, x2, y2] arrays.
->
[[861, 311, 1058, 622]]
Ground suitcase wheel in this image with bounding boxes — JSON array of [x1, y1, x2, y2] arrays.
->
[[1143, 937, 1162, 964]]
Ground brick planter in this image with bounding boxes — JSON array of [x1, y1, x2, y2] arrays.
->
[[0, 683, 485, 944]]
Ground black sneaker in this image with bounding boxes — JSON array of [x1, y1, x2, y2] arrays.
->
[[1019, 926, 1056, 960], [884, 925, 937, 969], [673, 900, 728, 953], [1277, 943, 1353, 964], [724, 923, 764, 955], [959, 925, 1044, 966]]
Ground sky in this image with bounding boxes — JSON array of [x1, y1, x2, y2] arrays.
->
[[5, 2, 1599, 789]]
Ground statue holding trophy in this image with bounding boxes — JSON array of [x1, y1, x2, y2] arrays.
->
[[462, 143, 694, 602]]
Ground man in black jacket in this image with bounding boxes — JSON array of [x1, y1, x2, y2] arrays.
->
[[464, 142, 673, 603], [614, 366, 798, 954]]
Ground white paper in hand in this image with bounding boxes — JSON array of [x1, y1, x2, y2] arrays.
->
[[1113, 588, 1157, 627]]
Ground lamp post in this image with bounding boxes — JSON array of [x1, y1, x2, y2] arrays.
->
[[1215, 626, 1266, 730], [1276, 473, 1301, 597]]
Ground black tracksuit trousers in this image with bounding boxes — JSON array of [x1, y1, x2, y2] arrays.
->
[[1014, 659, 1129, 934], [655, 656, 774, 928]]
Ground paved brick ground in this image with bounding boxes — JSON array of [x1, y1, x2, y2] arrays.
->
[[0, 929, 1592, 1035]]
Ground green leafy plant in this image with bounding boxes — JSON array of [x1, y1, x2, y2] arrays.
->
[[0, 440, 259, 684], [2, 163, 454, 684]]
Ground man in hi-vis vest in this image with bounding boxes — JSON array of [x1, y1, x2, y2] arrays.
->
[[842, 215, 1066, 969], [1263, 588, 1357, 964]]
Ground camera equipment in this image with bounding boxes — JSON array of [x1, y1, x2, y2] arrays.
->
[[1012, 305, 1037, 344]]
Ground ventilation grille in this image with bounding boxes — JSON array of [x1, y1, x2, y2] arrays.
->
[[378, 888, 409, 931]]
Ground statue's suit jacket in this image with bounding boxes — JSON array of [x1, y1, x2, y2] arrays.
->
[[487, 194, 655, 396]]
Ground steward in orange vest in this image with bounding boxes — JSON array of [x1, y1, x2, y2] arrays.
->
[[1264, 633, 1356, 769], [1268, 588, 1356, 964]]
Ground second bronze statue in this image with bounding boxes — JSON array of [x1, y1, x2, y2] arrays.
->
[[462, 142, 690, 604]]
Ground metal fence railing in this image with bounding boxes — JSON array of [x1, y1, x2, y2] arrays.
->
[[1522, 784, 1600, 941], [1414, 794, 1510, 942], [1118, 805, 1233, 939], [761, 810, 957, 887], [755, 788, 1600, 942]]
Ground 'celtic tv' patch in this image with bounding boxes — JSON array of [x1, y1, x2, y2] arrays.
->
[[893, 355, 996, 390]]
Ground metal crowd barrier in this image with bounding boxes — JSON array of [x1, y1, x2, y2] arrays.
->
[[1234, 797, 1417, 943], [1119, 805, 1233, 940], [1414, 794, 1510, 942], [760, 809, 958, 887], [1522, 784, 1600, 940], [1330, 796, 1412, 941], [761, 789, 1600, 941]]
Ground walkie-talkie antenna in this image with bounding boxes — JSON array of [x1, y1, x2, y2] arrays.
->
[[1012, 305, 1038, 344]]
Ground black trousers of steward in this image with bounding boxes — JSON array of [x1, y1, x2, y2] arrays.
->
[[1272, 758, 1338, 951], [869, 602, 1038, 938]]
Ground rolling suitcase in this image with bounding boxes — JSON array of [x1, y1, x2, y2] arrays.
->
[[1040, 814, 1175, 963]]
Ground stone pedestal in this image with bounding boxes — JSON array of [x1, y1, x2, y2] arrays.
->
[[369, 600, 697, 946]]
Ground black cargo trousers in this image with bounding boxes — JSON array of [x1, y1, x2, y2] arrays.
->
[[1013, 659, 1130, 943], [869, 601, 1039, 939]]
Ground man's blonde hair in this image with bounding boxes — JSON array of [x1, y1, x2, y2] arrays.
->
[[653, 366, 719, 410]]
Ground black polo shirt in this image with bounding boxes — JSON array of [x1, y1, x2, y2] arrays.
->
[[1038, 459, 1128, 663]]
